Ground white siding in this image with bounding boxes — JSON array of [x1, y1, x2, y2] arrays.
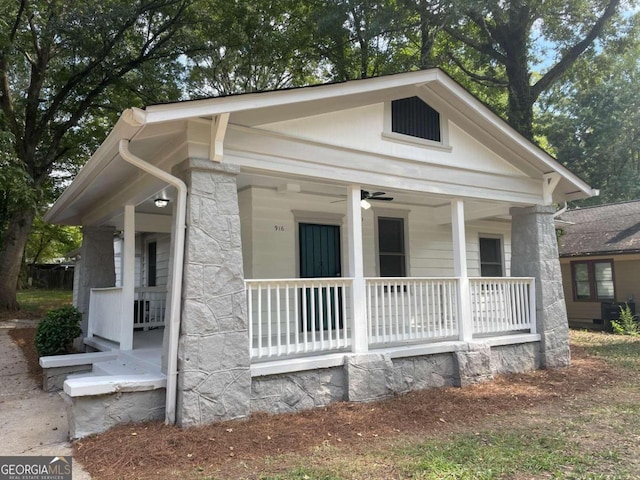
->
[[257, 103, 525, 177], [114, 237, 122, 286], [240, 187, 513, 280]]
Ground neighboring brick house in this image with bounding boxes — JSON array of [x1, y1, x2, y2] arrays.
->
[[557, 200, 640, 330]]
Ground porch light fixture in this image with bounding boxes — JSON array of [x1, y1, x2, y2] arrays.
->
[[360, 199, 372, 210], [154, 198, 170, 208]]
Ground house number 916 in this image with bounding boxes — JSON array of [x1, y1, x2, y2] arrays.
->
[[274, 225, 285, 231]]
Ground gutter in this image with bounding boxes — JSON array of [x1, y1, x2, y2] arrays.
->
[[118, 138, 187, 425]]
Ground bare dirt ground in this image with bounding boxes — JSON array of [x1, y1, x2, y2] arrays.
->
[[1, 323, 92, 479], [8, 327, 639, 480]]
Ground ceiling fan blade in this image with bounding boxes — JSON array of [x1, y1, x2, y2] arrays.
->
[[369, 191, 387, 197], [371, 197, 394, 201]]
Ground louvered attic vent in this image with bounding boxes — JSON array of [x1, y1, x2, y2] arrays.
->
[[391, 96, 441, 142]]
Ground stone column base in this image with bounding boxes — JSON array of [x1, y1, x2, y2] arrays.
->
[[453, 343, 492, 387], [344, 353, 395, 402]]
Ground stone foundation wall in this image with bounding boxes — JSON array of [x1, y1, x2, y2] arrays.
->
[[251, 367, 345, 414], [42, 365, 92, 392], [64, 389, 165, 439], [390, 353, 457, 393], [251, 343, 537, 416], [490, 342, 541, 375]]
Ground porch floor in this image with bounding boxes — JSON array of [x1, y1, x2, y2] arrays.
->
[[84, 328, 164, 353]]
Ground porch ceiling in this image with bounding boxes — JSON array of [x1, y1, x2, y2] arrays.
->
[[237, 171, 512, 222]]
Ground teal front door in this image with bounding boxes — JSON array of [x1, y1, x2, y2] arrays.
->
[[299, 223, 344, 332]]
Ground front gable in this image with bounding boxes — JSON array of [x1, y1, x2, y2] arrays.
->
[[253, 98, 527, 179], [46, 68, 595, 227]]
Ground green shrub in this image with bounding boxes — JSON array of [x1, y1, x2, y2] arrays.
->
[[35, 306, 82, 357], [611, 304, 640, 336]]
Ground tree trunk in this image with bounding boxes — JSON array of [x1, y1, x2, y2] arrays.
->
[[503, 20, 535, 140], [506, 71, 535, 140], [0, 208, 35, 311]]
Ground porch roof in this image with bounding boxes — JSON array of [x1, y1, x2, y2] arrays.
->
[[46, 68, 596, 226]]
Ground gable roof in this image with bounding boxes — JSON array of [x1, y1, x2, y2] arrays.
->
[[45, 68, 596, 226], [558, 200, 640, 257]]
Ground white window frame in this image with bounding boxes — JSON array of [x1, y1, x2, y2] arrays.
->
[[373, 208, 410, 277], [478, 234, 505, 277]]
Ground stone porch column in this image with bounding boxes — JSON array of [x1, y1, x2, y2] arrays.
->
[[510, 205, 570, 368], [76, 226, 116, 338], [172, 158, 250, 427]]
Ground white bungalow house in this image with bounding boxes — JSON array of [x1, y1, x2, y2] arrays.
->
[[43, 69, 595, 438]]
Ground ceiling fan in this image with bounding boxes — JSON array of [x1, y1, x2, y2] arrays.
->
[[331, 190, 394, 209], [360, 190, 393, 202]]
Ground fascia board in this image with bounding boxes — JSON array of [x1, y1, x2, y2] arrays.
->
[[44, 110, 143, 224], [140, 70, 441, 125], [424, 73, 594, 198]]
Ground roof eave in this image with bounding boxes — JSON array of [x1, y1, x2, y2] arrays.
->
[[44, 110, 144, 225], [425, 73, 596, 201]]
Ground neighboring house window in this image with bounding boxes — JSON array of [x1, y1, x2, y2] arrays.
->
[[391, 96, 441, 142], [147, 241, 157, 287], [378, 217, 406, 277], [479, 237, 503, 277], [571, 260, 614, 301]]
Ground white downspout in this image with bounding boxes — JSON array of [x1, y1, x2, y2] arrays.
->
[[553, 201, 569, 218], [118, 139, 186, 425]]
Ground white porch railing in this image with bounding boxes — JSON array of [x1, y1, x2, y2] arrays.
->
[[246, 276, 537, 361], [134, 286, 167, 330], [366, 277, 459, 346], [470, 277, 536, 335], [87, 286, 167, 346], [246, 278, 352, 360], [88, 287, 123, 343]]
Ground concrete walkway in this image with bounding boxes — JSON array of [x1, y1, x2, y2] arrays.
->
[[0, 319, 91, 479]]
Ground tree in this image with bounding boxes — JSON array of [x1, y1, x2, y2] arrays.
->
[[0, 0, 193, 310], [25, 217, 81, 265], [540, 14, 640, 205], [186, 0, 317, 97], [395, 0, 456, 70], [312, 0, 406, 81], [444, 0, 623, 138]]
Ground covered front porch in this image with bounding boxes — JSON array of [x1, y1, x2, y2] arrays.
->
[[81, 179, 539, 368], [43, 70, 588, 436], [85, 276, 535, 361]]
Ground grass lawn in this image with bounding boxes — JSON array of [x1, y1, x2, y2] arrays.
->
[[72, 330, 640, 480], [255, 332, 640, 480], [0, 289, 72, 321]]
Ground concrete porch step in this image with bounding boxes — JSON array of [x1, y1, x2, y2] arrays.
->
[[63, 372, 167, 397], [92, 359, 149, 376]]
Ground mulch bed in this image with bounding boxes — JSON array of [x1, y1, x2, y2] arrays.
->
[[6, 326, 618, 479], [66, 345, 615, 480]]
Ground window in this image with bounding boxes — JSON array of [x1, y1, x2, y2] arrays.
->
[[391, 96, 441, 142], [378, 217, 406, 277], [571, 260, 614, 301], [147, 241, 157, 287], [479, 237, 503, 277]]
